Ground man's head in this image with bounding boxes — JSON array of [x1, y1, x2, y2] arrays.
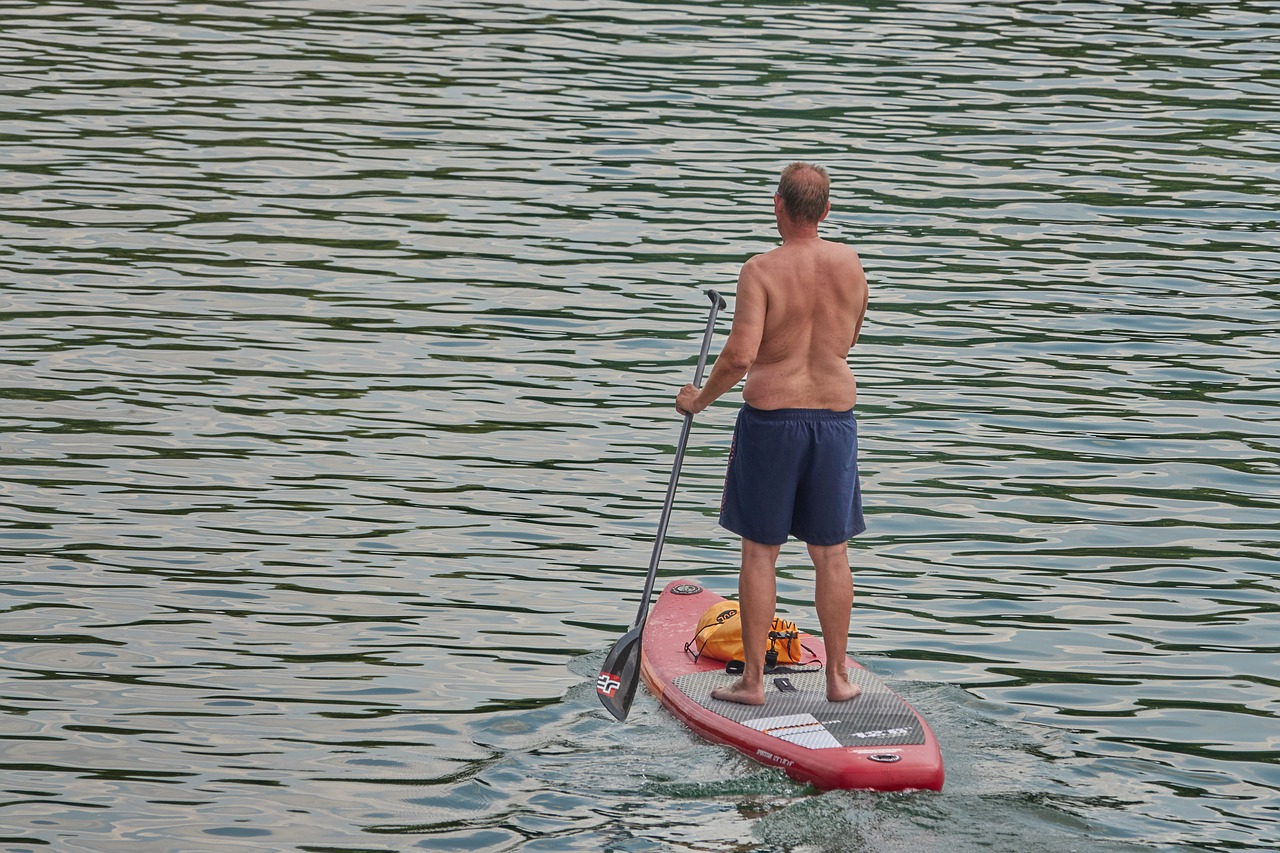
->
[[774, 162, 830, 226]]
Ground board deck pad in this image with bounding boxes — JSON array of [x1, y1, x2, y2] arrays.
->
[[672, 667, 925, 749]]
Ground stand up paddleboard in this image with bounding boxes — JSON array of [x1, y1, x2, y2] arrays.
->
[[640, 579, 944, 792]]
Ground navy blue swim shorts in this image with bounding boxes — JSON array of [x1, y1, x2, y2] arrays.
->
[[719, 404, 865, 547]]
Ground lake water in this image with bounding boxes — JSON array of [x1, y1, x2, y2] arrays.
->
[[2, 1, 1277, 851]]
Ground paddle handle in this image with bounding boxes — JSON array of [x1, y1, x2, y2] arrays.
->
[[691, 289, 726, 387], [632, 289, 727, 626]]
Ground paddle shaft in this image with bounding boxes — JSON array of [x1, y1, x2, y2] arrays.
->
[[631, 289, 726, 627]]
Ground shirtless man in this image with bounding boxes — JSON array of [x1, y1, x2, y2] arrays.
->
[[675, 162, 869, 706]]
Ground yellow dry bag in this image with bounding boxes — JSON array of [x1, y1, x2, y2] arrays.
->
[[684, 601, 806, 666]]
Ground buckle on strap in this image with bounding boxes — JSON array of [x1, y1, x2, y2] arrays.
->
[[726, 658, 785, 675]]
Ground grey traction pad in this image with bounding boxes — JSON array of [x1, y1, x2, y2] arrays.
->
[[672, 666, 925, 750]]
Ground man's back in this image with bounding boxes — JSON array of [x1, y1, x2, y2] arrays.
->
[[741, 237, 868, 411]]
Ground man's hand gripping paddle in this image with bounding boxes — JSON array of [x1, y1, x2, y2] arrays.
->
[[596, 289, 727, 722]]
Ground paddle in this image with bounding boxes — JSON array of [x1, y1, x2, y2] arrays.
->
[[597, 288, 727, 722]]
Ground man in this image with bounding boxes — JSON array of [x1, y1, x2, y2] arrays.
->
[[675, 162, 869, 706]]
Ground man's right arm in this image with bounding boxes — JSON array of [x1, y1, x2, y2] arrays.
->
[[675, 260, 766, 414]]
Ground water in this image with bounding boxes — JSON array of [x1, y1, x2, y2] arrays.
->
[[2, 1, 1277, 850]]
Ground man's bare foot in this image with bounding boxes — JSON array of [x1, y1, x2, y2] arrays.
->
[[827, 677, 861, 703], [711, 678, 765, 705]]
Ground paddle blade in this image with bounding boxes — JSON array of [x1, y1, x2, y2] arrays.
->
[[596, 625, 643, 722]]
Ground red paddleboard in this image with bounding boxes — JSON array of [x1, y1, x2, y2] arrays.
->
[[639, 579, 944, 792]]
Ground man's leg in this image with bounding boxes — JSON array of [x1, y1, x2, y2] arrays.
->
[[710, 537, 780, 705], [809, 541, 861, 702]]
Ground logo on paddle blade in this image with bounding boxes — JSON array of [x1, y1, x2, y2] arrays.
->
[[596, 673, 622, 697]]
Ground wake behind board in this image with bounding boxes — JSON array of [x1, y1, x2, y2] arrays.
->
[[639, 579, 944, 792]]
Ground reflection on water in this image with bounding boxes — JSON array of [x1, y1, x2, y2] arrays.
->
[[2, 1, 1278, 851]]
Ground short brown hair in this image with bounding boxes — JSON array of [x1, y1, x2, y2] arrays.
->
[[776, 162, 830, 224]]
